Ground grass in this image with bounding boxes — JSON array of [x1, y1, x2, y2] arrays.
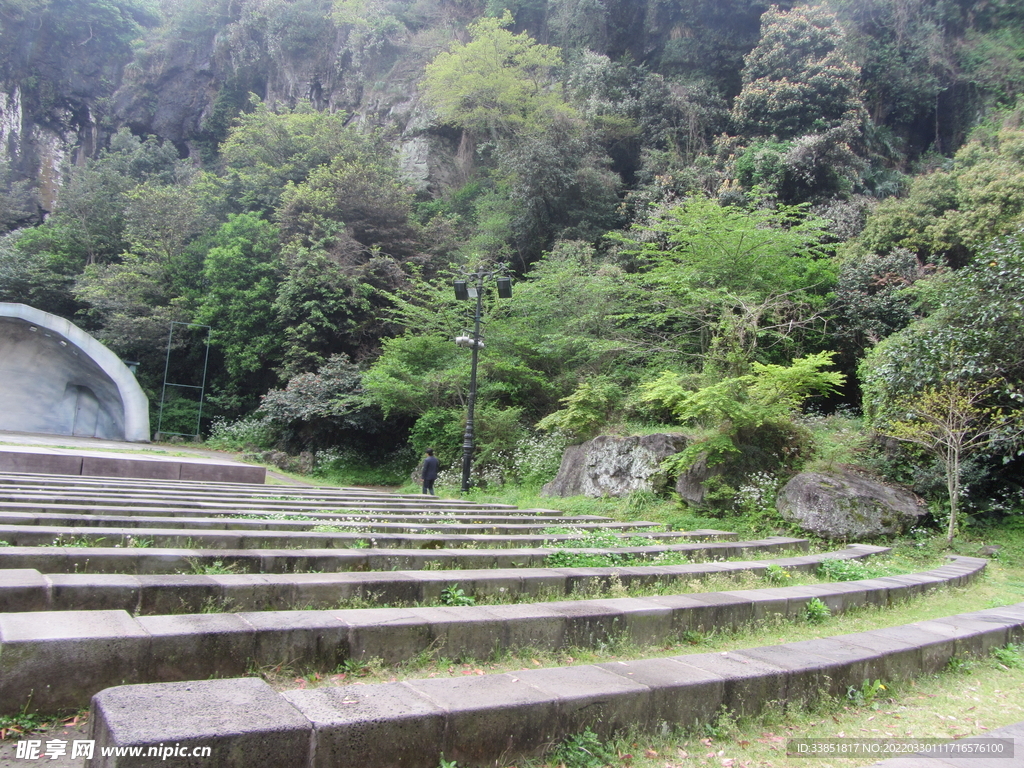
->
[[516, 651, 1024, 768]]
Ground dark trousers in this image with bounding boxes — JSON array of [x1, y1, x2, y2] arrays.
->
[[422, 479, 435, 495]]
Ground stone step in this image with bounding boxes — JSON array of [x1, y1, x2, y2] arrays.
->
[[0, 535, 791, 574], [0, 555, 979, 716], [0, 473, 524, 507], [0, 502, 616, 525], [84, 595, 1022, 768], [0, 509, 655, 535], [0, 544, 889, 613], [0, 446, 267, 484], [0, 494, 528, 514], [0, 523, 733, 550]]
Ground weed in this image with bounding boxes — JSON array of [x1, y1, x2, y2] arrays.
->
[[199, 596, 235, 614], [436, 755, 459, 768], [846, 678, 887, 707], [312, 524, 359, 533], [703, 706, 739, 739], [679, 629, 711, 645], [0, 540, 10, 547], [992, 643, 1024, 669], [550, 728, 614, 768], [51, 535, 99, 548], [0, 699, 47, 740], [440, 584, 475, 607], [349, 539, 370, 549], [763, 563, 792, 584], [335, 658, 371, 677], [186, 559, 242, 575], [804, 597, 831, 623], [946, 656, 974, 673], [817, 557, 885, 581]]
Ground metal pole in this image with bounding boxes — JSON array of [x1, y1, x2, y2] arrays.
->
[[460, 274, 484, 492]]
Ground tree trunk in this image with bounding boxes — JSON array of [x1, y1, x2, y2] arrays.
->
[[945, 445, 960, 546]]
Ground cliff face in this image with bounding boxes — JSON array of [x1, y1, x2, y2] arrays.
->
[[0, 0, 157, 214], [1, 0, 777, 215]]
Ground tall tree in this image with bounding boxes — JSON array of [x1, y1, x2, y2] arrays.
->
[[611, 195, 837, 375], [733, 4, 865, 141], [878, 378, 1024, 545], [422, 10, 572, 141]]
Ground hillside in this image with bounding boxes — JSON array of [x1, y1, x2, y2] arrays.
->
[[3, 0, 1024, 529]]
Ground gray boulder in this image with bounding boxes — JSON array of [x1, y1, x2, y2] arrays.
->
[[777, 468, 927, 540], [542, 434, 686, 498]]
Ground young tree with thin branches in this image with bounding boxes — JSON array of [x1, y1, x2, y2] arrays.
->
[[878, 379, 1024, 545]]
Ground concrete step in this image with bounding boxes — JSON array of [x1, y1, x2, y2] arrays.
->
[[83, 594, 1021, 768], [0, 494, 528, 515], [0, 536, 802, 574], [0, 522, 734, 550], [0, 473, 526, 508], [0, 555, 981, 716], [0, 544, 889, 613], [0, 446, 268, 484], [0, 503, 616, 525], [0, 509, 657, 535]]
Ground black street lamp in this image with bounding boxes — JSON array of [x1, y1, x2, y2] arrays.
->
[[453, 264, 512, 493]]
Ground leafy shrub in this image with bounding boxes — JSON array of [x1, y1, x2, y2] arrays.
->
[[804, 596, 832, 623], [205, 415, 277, 451], [536, 376, 623, 440], [550, 728, 614, 768], [817, 558, 884, 581], [440, 584, 475, 606]]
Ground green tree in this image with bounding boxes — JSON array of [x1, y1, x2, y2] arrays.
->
[[860, 234, 1024, 417], [219, 98, 382, 214], [195, 213, 284, 409], [257, 353, 386, 452], [611, 195, 837, 375], [878, 378, 1024, 545], [422, 10, 571, 140], [638, 351, 845, 471], [0, 233, 77, 316], [732, 4, 865, 140], [860, 235, 1024, 519], [854, 108, 1024, 267]]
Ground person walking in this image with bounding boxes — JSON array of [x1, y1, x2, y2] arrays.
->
[[421, 449, 440, 495]]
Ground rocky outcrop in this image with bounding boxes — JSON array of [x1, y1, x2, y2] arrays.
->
[[673, 452, 725, 506], [542, 433, 686, 498], [777, 468, 927, 540]]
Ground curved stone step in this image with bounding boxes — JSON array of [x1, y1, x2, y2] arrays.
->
[[84, 598, 1024, 768], [0, 544, 889, 613], [0, 556, 982, 715], [0, 522, 734, 550], [0, 536, 799, 574]]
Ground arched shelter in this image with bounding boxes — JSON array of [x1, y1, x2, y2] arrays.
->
[[0, 303, 150, 442]]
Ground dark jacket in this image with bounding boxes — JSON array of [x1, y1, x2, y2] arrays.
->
[[422, 455, 440, 481]]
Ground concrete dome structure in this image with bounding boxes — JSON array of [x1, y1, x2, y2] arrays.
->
[[0, 303, 150, 442]]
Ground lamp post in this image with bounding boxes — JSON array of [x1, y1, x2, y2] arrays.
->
[[453, 264, 512, 493]]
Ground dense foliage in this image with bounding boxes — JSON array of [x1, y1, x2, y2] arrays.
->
[[4, 0, 1024, 525]]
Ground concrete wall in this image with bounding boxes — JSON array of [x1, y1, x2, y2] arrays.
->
[[0, 304, 149, 442]]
